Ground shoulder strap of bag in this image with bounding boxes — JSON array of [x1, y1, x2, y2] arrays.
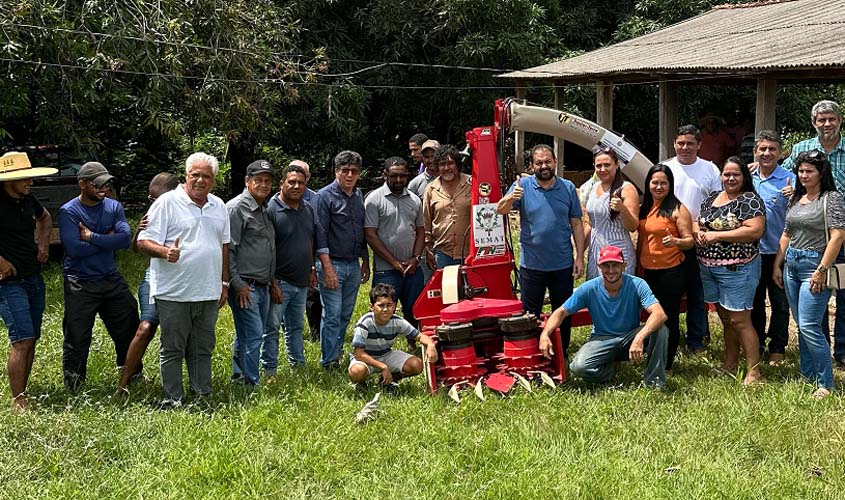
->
[[824, 192, 830, 243]]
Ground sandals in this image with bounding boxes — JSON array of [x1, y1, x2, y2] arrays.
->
[[812, 388, 832, 400]]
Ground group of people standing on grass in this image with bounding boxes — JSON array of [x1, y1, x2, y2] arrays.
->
[[0, 138, 470, 409], [1, 99, 844, 410], [504, 99, 845, 398]]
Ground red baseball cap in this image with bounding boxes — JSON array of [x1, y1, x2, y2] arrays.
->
[[597, 245, 625, 265]]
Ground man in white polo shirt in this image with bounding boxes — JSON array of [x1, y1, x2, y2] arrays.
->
[[138, 152, 230, 407], [665, 124, 721, 355]]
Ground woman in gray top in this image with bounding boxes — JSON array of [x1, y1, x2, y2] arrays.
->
[[774, 149, 845, 399]]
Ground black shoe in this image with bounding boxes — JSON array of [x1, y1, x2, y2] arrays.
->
[[834, 356, 845, 369], [323, 361, 341, 372]]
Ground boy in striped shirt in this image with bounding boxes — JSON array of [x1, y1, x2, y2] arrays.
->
[[348, 283, 437, 387]]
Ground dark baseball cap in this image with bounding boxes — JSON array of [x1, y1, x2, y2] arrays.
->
[[246, 159, 274, 178], [77, 162, 115, 185]]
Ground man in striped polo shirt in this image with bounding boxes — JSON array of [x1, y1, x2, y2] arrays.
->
[[347, 283, 437, 388]]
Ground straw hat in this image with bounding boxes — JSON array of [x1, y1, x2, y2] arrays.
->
[[0, 152, 58, 181]]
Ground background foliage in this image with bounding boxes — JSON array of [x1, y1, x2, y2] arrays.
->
[[1, 0, 843, 202]]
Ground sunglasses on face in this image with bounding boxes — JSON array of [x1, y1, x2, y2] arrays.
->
[[592, 144, 613, 155], [797, 148, 828, 164]]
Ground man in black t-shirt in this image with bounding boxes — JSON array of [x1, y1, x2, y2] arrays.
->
[[0, 152, 56, 411]]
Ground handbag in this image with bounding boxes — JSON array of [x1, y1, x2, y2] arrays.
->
[[822, 193, 845, 289]]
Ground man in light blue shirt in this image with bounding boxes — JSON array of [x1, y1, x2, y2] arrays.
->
[[751, 131, 794, 364], [497, 144, 585, 355], [782, 100, 845, 366], [539, 245, 668, 389]]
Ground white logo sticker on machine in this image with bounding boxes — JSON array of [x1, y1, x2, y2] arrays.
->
[[598, 130, 637, 164], [472, 204, 505, 247]]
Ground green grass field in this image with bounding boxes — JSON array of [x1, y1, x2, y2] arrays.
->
[[1, 250, 844, 499]]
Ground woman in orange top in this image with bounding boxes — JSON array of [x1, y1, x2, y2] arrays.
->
[[637, 164, 694, 372]]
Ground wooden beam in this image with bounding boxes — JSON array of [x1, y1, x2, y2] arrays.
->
[[553, 85, 566, 175], [596, 80, 614, 130], [515, 83, 526, 171], [658, 81, 678, 161], [755, 78, 777, 135]]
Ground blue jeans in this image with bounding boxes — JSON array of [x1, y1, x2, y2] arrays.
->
[[683, 248, 708, 350], [784, 247, 834, 389], [569, 325, 669, 388], [822, 246, 845, 360], [317, 259, 361, 367], [138, 267, 159, 324], [229, 285, 271, 385], [372, 269, 424, 323], [262, 279, 308, 372], [435, 251, 462, 268], [0, 275, 46, 343]]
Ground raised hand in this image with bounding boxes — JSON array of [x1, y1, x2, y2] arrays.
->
[[781, 177, 794, 198], [166, 237, 181, 263], [609, 187, 624, 212], [511, 176, 524, 201]]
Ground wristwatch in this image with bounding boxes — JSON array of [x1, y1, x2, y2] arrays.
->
[[222, 281, 230, 287], [415, 254, 423, 263], [817, 264, 830, 273]]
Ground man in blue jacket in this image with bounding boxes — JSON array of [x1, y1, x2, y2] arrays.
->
[[59, 162, 138, 391]]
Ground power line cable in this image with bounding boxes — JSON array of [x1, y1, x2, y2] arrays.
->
[[6, 22, 517, 74]]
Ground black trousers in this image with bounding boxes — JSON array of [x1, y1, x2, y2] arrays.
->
[[751, 253, 790, 354], [62, 275, 139, 388], [519, 267, 574, 356], [643, 263, 687, 370]]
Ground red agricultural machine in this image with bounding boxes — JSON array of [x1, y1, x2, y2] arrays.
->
[[412, 98, 653, 399]]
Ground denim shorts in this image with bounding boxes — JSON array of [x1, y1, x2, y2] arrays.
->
[[138, 267, 159, 324], [700, 255, 761, 311], [0, 274, 46, 343]]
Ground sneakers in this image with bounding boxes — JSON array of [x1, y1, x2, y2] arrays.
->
[[156, 398, 183, 411]]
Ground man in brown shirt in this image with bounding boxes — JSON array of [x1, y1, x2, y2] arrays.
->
[[422, 144, 472, 269]]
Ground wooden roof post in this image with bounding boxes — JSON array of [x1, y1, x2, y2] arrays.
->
[[515, 82, 526, 170], [659, 80, 678, 161], [596, 80, 614, 130], [755, 78, 777, 135], [554, 83, 566, 176]]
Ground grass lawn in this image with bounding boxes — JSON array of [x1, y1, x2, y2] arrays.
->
[[1, 250, 844, 499]]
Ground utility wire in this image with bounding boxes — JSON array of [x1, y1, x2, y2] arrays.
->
[[0, 55, 761, 90], [0, 56, 532, 89], [6, 22, 517, 75]]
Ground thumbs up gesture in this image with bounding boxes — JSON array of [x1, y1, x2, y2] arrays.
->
[[511, 176, 524, 201], [166, 237, 181, 263], [661, 227, 676, 247], [609, 187, 624, 212], [781, 177, 794, 198]]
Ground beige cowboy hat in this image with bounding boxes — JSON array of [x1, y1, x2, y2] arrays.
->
[[0, 152, 58, 181]]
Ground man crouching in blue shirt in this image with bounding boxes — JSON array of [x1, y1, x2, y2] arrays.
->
[[348, 283, 437, 389], [539, 245, 669, 389], [58, 162, 138, 391]]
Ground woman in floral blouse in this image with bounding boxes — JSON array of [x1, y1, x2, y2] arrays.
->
[[694, 156, 766, 385]]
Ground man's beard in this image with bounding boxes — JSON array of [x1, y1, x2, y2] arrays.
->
[[535, 168, 554, 181]]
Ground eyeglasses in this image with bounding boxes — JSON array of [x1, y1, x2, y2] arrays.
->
[[592, 144, 613, 155], [339, 167, 360, 176]]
